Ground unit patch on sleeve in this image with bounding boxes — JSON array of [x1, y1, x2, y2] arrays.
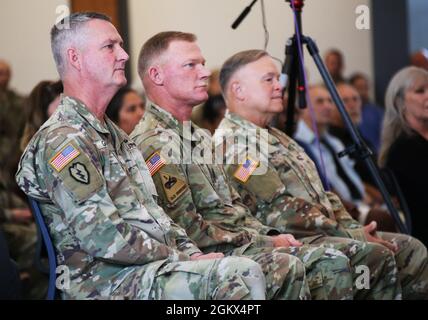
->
[[69, 162, 90, 184]]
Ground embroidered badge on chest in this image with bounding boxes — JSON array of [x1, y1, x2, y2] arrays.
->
[[69, 162, 90, 184]]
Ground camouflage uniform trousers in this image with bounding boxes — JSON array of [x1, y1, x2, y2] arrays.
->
[[1, 222, 37, 270], [377, 232, 428, 300], [128, 256, 266, 300], [228, 244, 354, 300], [307, 235, 402, 299]]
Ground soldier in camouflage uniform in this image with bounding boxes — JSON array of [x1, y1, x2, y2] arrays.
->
[[132, 31, 356, 300], [15, 12, 270, 300], [0, 60, 26, 157], [0, 59, 27, 224], [0, 59, 26, 189], [0, 60, 45, 299], [216, 49, 428, 299], [0, 172, 36, 272]]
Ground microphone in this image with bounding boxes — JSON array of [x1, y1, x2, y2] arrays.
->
[[231, 0, 258, 30]]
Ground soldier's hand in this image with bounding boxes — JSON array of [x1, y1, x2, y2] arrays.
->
[[272, 234, 303, 248], [363, 221, 398, 253], [190, 252, 224, 260], [11, 208, 33, 224]]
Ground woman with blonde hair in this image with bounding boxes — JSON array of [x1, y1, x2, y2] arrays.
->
[[379, 66, 428, 246]]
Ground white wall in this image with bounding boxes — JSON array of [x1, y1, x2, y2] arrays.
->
[[0, 0, 69, 95], [128, 0, 373, 89], [408, 0, 428, 53], [0, 0, 372, 94]]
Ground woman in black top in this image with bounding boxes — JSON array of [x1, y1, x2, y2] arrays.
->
[[379, 66, 428, 246]]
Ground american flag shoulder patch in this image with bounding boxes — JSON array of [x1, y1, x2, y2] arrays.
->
[[49, 143, 81, 172], [233, 157, 259, 183], [146, 151, 166, 176]]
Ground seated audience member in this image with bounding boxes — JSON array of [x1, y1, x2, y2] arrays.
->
[[1, 79, 62, 299], [329, 82, 382, 203], [410, 49, 428, 71], [295, 85, 366, 205], [106, 86, 145, 135], [20, 80, 63, 151], [0, 170, 41, 299], [324, 49, 345, 84], [379, 66, 428, 247], [191, 69, 226, 134], [295, 85, 396, 231], [349, 73, 384, 153], [215, 49, 428, 299], [1, 59, 26, 210], [271, 95, 330, 190], [0, 60, 25, 140]]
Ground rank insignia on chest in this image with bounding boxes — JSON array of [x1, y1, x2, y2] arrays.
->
[[146, 151, 166, 176], [50, 143, 80, 172], [233, 157, 259, 183]]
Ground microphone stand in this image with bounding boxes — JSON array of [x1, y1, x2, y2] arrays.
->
[[282, 0, 306, 136], [231, 0, 258, 29], [282, 0, 409, 234]]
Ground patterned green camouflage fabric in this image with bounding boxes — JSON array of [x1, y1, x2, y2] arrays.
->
[[15, 96, 269, 300], [0, 89, 25, 167], [0, 87, 29, 248], [0, 89, 25, 195], [132, 103, 357, 300], [0, 179, 48, 300], [0, 171, 35, 267], [217, 111, 428, 299], [0, 88, 26, 223]]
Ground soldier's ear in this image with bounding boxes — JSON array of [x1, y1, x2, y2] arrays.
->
[[67, 47, 81, 72], [231, 81, 245, 101], [147, 65, 164, 86]]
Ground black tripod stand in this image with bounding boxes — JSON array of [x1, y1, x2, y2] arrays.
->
[[282, 0, 409, 234]]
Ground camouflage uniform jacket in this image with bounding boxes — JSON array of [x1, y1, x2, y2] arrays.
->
[[0, 89, 25, 156], [131, 104, 279, 254], [16, 96, 201, 299], [0, 171, 27, 223], [216, 112, 366, 241], [0, 89, 26, 221]]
